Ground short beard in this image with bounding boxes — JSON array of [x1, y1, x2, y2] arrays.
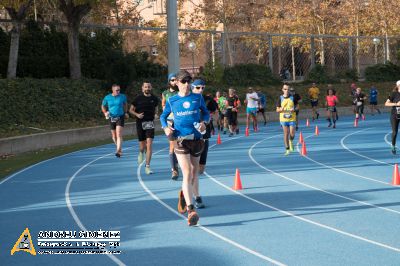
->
[[143, 90, 151, 95]]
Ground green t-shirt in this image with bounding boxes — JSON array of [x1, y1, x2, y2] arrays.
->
[[218, 96, 227, 112]]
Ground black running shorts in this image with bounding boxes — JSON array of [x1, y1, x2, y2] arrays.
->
[[174, 139, 204, 157]]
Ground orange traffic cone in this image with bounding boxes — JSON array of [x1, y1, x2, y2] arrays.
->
[[315, 125, 319, 136], [354, 118, 358, 127], [301, 141, 307, 156], [306, 119, 310, 127], [233, 168, 243, 190], [217, 133, 222, 145], [245, 127, 249, 136], [393, 164, 400, 186], [299, 131, 304, 143]]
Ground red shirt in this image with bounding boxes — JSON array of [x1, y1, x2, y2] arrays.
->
[[326, 95, 338, 107]]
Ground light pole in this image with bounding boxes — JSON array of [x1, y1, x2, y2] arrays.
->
[[188, 41, 196, 75], [372, 38, 380, 64]]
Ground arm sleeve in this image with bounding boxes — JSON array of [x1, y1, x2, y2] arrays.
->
[[160, 98, 171, 128]]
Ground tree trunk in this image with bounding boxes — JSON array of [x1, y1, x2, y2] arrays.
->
[[5, 0, 34, 79], [68, 24, 81, 79], [58, 0, 91, 79], [7, 25, 21, 78]]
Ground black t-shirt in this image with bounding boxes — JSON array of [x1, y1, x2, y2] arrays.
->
[[132, 94, 159, 121], [389, 91, 400, 116], [202, 95, 218, 139], [355, 93, 366, 104], [227, 95, 239, 109]]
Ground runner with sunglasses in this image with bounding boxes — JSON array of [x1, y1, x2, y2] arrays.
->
[[276, 84, 299, 155], [160, 70, 210, 226], [101, 84, 128, 158], [192, 79, 218, 177], [162, 73, 179, 180]]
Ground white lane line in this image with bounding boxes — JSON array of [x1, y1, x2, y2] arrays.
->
[[385, 132, 392, 146], [204, 136, 400, 252], [297, 134, 390, 185], [136, 146, 286, 266], [65, 149, 132, 266], [340, 129, 392, 166]]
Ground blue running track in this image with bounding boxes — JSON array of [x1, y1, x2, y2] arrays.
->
[[1, 114, 400, 265]]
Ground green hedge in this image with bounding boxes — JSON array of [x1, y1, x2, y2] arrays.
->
[[223, 64, 280, 86], [0, 21, 166, 86], [0, 78, 108, 136], [365, 62, 400, 82]]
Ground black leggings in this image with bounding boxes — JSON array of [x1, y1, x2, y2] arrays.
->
[[391, 114, 400, 146], [199, 139, 209, 165]]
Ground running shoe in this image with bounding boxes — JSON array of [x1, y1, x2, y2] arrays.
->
[[138, 152, 144, 164], [392, 146, 397, 155], [223, 130, 227, 134], [284, 149, 290, 156], [187, 209, 199, 226], [316, 112, 320, 119], [171, 169, 179, 181], [289, 140, 294, 152], [333, 123, 336, 128], [115, 152, 121, 158], [178, 190, 187, 214], [229, 133, 233, 137], [264, 121, 267, 126], [145, 166, 153, 175], [236, 128, 239, 134], [328, 123, 332, 127], [194, 196, 205, 209]]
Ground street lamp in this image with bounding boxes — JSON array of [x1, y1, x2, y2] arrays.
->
[[188, 41, 196, 75], [372, 38, 380, 64]]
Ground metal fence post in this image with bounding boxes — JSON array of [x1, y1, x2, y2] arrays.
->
[[384, 37, 388, 64], [221, 32, 226, 66], [310, 36, 315, 68], [268, 35, 273, 72], [348, 38, 353, 69]]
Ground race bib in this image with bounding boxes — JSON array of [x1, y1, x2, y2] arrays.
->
[[356, 101, 362, 106], [396, 107, 400, 119], [142, 121, 154, 130], [283, 113, 292, 119], [110, 117, 120, 123]]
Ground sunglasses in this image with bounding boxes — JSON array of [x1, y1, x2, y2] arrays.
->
[[180, 77, 192, 84], [194, 86, 205, 90], [170, 79, 176, 82]]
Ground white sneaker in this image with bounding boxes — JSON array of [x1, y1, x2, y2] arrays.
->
[[145, 166, 153, 175], [138, 152, 144, 164]]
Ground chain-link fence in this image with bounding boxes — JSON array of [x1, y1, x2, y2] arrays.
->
[[1, 19, 400, 80], [105, 25, 399, 80]]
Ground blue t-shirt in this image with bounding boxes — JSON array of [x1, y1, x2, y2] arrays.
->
[[102, 93, 127, 117], [160, 92, 210, 139], [258, 92, 266, 107], [370, 88, 378, 102]]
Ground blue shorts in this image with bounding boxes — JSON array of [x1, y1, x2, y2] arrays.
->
[[280, 121, 296, 127], [246, 107, 257, 115]]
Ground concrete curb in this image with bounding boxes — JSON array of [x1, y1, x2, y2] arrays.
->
[[0, 105, 389, 156]]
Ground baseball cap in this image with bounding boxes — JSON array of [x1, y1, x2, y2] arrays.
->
[[396, 80, 400, 86], [168, 73, 176, 81], [191, 79, 206, 87]]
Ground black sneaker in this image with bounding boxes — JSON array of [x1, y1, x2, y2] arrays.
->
[[171, 169, 179, 181], [194, 196, 205, 209], [392, 146, 397, 155], [316, 112, 320, 119], [236, 128, 239, 134]]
